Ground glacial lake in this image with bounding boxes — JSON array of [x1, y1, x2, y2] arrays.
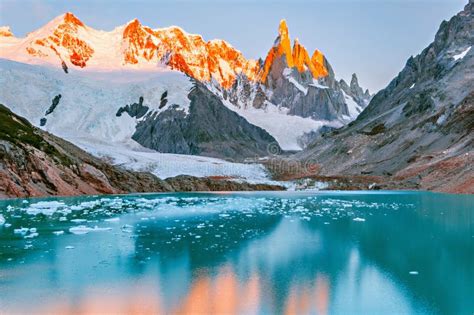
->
[[0, 191, 472, 315]]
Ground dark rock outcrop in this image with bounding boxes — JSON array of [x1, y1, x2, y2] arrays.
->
[[132, 82, 280, 160], [116, 96, 149, 119], [45, 94, 61, 116], [61, 61, 68, 73]]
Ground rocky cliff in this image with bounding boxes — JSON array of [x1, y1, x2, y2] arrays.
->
[[127, 82, 280, 160], [292, 1, 474, 193]]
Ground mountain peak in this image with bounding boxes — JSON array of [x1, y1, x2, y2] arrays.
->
[[351, 73, 359, 86], [123, 18, 144, 39], [278, 19, 289, 37], [63, 12, 84, 27], [261, 20, 329, 82], [21, 12, 93, 68], [125, 18, 141, 28], [0, 26, 13, 37]]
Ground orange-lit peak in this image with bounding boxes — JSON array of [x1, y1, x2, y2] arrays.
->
[[63, 12, 84, 28], [292, 38, 310, 73], [0, 26, 13, 37], [311, 49, 329, 78], [123, 18, 144, 39], [276, 19, 294, 68], [279, 19, 289, 37], [261, 20, 329, 82]]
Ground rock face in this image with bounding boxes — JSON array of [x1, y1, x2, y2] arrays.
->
[[294, 1, 474, 194], [0, 104, 284, 198], [226, 20, 371, 122], [0, 103, 168, 197], [132, 82, 280, 160], [116, 96, 149, 119]]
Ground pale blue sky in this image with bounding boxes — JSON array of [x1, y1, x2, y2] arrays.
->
[[0, 0, 467, 92]]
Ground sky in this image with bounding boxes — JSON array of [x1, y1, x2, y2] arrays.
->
[[0, 0, 467, 92]]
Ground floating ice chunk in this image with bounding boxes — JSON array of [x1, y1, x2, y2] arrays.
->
[[69, 225, 111, 235], [104, 217, 120, 222], [26, 201, 66, 215], [409, 271, 419, 275], [0, 214, 5, 225], [65, 246, 75, 249], [53, 231, 64, 236], [59, 217, 68, 221], [14, 227, 29, 235], [24, 232, 39, 239], [353, 217, 366, 222]]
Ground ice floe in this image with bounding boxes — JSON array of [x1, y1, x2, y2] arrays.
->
[[69, 225, 112, 235]]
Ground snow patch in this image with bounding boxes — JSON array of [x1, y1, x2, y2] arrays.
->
[[453, 46, 471, 61], [342, 90, 363, 119], [287, 77, 308, 95], [208, 81, 343, 151], [69, 137, 272, 182], [0, 60, 193, 144]]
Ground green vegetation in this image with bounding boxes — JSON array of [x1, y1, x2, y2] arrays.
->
[[0, 104, 72, 166]]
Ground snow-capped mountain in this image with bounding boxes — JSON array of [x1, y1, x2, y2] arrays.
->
[[295, 0, 474, 193], [217, 20, 372, 125], [0, 13, 371, 155], [0, 13, 259, 87]]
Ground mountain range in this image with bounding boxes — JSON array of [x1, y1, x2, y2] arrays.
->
[[291, 0, 473, 193], [0, 1, 472, 197], [0, 13, 370, 155]]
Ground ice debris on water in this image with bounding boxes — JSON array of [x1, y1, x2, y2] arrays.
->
[[105, 217, 120, 222], [14, 227, 30, 235], [65, 246, 75, 250], [353, 217, 366, 222], [0, 214, 5, 225], [25, 201, 66, 216], [69, 225, 112, 235], [53, 231, 64, 236]]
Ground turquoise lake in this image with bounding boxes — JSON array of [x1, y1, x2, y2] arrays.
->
[[0, 191, 472, 314]]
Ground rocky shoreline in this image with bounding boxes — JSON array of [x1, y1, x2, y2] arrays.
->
[[0, 104, 284, 199]]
